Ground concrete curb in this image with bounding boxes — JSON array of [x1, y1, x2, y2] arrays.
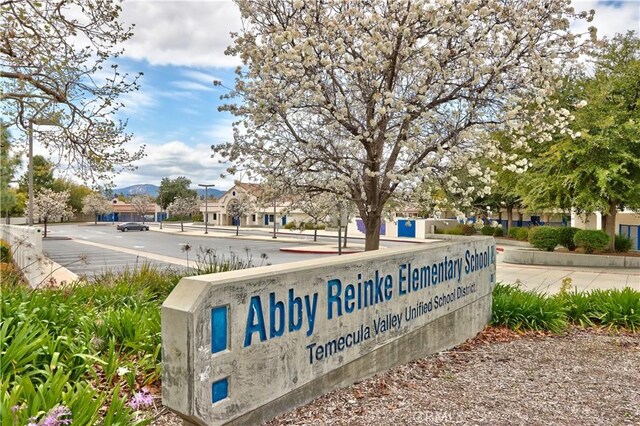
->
[[503, 248, 640, 268], [279, 247, 364, 254]]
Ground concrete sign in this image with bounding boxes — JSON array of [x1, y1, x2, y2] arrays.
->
[[162, 236, 496, 425]]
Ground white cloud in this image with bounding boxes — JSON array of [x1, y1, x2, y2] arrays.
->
[[200, 118, 235, 144], [181, 70, 224, 85], [571, 1, 639, 40], [112, 138, 231, 189], [172, 80, 216, 92], [120, 0, 242, 68], [119, 88, 158, 115]]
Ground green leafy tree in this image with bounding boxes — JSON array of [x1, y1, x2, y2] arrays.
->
[[18, 155, 55, 194], [157, 177, 197, 210], [521, 32, 640, 250], [1, 0, 145, 182], [0, 123, 21, 222], [53, 178, 93, 214]]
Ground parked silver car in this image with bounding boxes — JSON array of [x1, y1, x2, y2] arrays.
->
[[116, 222, 149, 232]]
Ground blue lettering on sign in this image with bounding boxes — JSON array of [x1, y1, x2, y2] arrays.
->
[[242, 244, 495, 347], [244, 289, 318, 347], [327, 271, 392, 320], [244, 296, 266, 347]]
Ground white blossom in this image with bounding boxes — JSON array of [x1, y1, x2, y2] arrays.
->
[[216, 0, 590, 250]]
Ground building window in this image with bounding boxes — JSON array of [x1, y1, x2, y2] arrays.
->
[[252, 214, 256, 222], [213, 213, 217, 220]]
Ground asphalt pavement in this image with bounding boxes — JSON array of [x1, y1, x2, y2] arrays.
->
[[42, 223, 639, 293]]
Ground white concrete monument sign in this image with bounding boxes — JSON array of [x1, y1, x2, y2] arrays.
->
[[162, 236, 496, 425]]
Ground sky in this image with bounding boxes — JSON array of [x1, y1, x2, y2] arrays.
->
[[29, 0, 640, 191]]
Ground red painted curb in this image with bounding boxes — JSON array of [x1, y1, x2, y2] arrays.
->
[[279, 248, 362, 255], [496, 247, 504, 253]]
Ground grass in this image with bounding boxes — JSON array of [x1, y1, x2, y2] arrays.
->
[[492, 282, 640, 333], [491, 282, 568, 332], [1, 248, 259, 425]]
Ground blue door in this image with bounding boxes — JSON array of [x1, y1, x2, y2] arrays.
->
[[397, 219, 416, 238]]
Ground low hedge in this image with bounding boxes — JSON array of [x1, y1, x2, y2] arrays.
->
[[445, 224, 476, 236], [481, 225, 495, 236], [557, 227, 580, 251], [528, 226, 559, 252], [615, 234, 632, 253], [508, 227, 529, 241], [574, 230, 609, 254]]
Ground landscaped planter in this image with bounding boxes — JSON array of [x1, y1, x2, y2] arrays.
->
[[503, 249, 640, 268]]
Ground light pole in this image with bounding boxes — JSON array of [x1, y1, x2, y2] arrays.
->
[[272, 198, 277, 239], [198, 183, 215, 234], [28, 118, 57, 226]]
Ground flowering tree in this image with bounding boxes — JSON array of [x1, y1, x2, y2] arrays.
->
[[82, 194, 113, 225], [216, 0, 591, 250], [1, 0, 144, 182], [130, 195, 155, 223], [227, 195, 250, 236], [167, 196, 199, 232], [32, 188, 74, 237], [295, 192, 335, 241]]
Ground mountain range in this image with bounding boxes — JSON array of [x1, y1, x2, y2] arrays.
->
[[111, 184, 225, 199]]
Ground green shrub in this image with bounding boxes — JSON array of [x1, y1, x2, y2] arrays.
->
[[461, 224, 476, 235], [493, 227, 504, 237], [304, 222, 326, 230], [614, 234, 632, 253], [493, 282, 640, 333], [529, 226, 559, 252], [527, 226, 541, 242], [491, 283, 567, 332], [284, 221, 298, 230], [0, 239, 11, 263], [574, 229, 609, 253], [444, 227, 463, 235], [557, 227, 580, 251], [444, 224, 475, 235], [589, 288, 640, 332], [560, 289, 596, 328], [0, 259, 252, 425], [508, 227, 529, 241], [481, 225, 495, 236]]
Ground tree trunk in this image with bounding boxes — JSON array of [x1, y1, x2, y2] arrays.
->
[[314, 228, 317, 242], [506, 206, 513, 231], [180, 220, 184, 232], [94, 214, 98, 225], [44, 218, 48, 238], [364, 213, 381, 251], [603, 200, 617, 251], [236, 223, 239, 236]]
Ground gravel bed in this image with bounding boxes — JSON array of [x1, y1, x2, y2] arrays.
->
[[152, 328, 639, 425]]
